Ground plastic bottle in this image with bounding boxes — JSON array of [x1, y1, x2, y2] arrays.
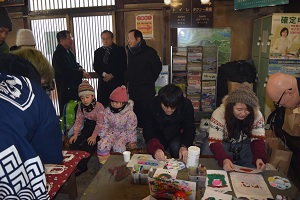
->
[[186, 146, 200, 168]]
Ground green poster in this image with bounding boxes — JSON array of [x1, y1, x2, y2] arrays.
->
[[234, 0, 289, 10]]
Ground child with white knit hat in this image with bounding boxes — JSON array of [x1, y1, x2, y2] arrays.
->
[[69, 80, 105, 176], [97, 85, 137, 164]]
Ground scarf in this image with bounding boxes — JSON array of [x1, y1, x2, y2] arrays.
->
[[109, 103, 126, 113], [127, 41, 142, 55], [81, 99, 97, 112], [102, 46, 112, 64]]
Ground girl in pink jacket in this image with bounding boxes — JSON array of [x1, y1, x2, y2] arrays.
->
[[97, 86, 137, 164]]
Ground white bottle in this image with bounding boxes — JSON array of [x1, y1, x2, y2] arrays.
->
[[186, 146, 200, 168]]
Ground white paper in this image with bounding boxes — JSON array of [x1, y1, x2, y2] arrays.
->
[[230, 172, 273, 199], [142, 195, 157, 200], [126, 154, 164, 169], [153, 168, 178, 179], [202, 188, 232, 200], [205, 170, 232, 193]]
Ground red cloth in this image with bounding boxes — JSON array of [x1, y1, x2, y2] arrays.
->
[[147, 138, 164, 158], [210, 142, 232, 167], [46, 150, 90, 199]]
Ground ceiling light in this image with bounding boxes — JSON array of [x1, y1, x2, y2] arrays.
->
[[164, 0, 171, 5], [201, 0, 211, 4]]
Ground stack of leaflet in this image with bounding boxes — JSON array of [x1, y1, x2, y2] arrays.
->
[[172, 47, 187, 95], [201, 46, 218, 112], [186, 46, 203, 112]]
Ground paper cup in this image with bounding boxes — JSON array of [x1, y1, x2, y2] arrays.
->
[[123, 151, 131, 162]]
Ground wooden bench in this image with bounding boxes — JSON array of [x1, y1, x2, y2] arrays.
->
[[45, 150, 90, 199]]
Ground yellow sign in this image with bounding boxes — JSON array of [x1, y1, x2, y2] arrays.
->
[[136, 14, 153, 39]]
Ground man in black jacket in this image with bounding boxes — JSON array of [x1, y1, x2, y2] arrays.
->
[[143, 84, 196, 163], [125, 29, 162, 128], [93, 30, 127, 106], [52, 30, 90, 116]]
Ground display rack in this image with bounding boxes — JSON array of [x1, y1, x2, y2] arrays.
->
[[170, 46, 218, 120]]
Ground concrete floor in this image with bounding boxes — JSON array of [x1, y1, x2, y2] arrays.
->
[[53, 155, 101, 200]]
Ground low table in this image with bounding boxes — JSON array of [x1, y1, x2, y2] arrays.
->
[[46, 150, 90, 199], [81, 155, 299, 200]]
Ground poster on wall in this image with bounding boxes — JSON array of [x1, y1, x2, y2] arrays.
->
[[269, 13, 300, 58], [268, 13, 300, 74], [234, 0, 289, 10], [177, 28, 231, 66], [136, 14, 153, 39]]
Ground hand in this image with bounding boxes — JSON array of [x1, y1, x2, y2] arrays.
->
[[256, 159, 266, 171], [103, 73, 113, 82], [87, 136, 96, 145], [154, 149, 166, 162], [83, 71, 91, 78], [223, 159, 234, 171], [128, 142, 137, 149], [69, 135, 78, 144], [178, 146, 188, 163]]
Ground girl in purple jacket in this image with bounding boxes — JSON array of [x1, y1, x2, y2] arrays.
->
[[97, 85, 137, 164]]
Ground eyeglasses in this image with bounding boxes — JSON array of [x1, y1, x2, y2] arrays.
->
[[274, 88, 292, 108]]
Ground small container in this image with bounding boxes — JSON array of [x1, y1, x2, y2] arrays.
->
[[186, 146, 200, 168], [131, 164, 140, 184], [140, 165, 150, 185], [188, 165, 207, 189]]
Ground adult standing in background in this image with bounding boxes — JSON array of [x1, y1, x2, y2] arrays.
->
[[125, 29, 162, 128], [52, 30, 90, 116], [0, 7, 12, 54], [93, 30, 127, 106]]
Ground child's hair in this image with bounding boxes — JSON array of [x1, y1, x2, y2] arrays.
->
[[158, 84, 183, 109]]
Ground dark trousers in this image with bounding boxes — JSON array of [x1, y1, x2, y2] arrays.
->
[[165, 134, 182, 159], [69, 119, 98, 171], [133, 99, 149, 128], [223, 138, 254, 168]]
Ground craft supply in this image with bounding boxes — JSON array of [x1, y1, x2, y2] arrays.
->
[[165, 158, 185, 170], [186, 146, 200, 168], [123, 151, 131, 162], [138, 159, 159, 166], [268, 176, 291, 190]]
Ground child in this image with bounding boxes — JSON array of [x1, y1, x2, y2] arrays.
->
[[97, 85, 137, 164], [69, 80, 104, 176]]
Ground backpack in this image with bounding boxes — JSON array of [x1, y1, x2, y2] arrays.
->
[[217, 60, 257, 107], [60, 100, 79, 136]]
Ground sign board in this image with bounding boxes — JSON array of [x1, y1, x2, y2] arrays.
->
[[191, 0, 213, 27], [170, 0, 192, 28], [136, 14, 153, 39], [234, 0, 289, 10]]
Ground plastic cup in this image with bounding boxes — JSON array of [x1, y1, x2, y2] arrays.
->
[[123, 151, 131, 162]]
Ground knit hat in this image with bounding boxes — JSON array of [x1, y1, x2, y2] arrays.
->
[[226, 82, 259, 108], [78, 80, 95, 97], [110, 85, 128, 102], [16, 29, 36, 47], [0, 7, 12, 31]]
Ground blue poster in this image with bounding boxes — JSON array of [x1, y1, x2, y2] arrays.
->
[[234, 0, 289, 10]]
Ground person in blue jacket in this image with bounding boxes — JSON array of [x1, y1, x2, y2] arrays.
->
[[0, 53, 63, 199]]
